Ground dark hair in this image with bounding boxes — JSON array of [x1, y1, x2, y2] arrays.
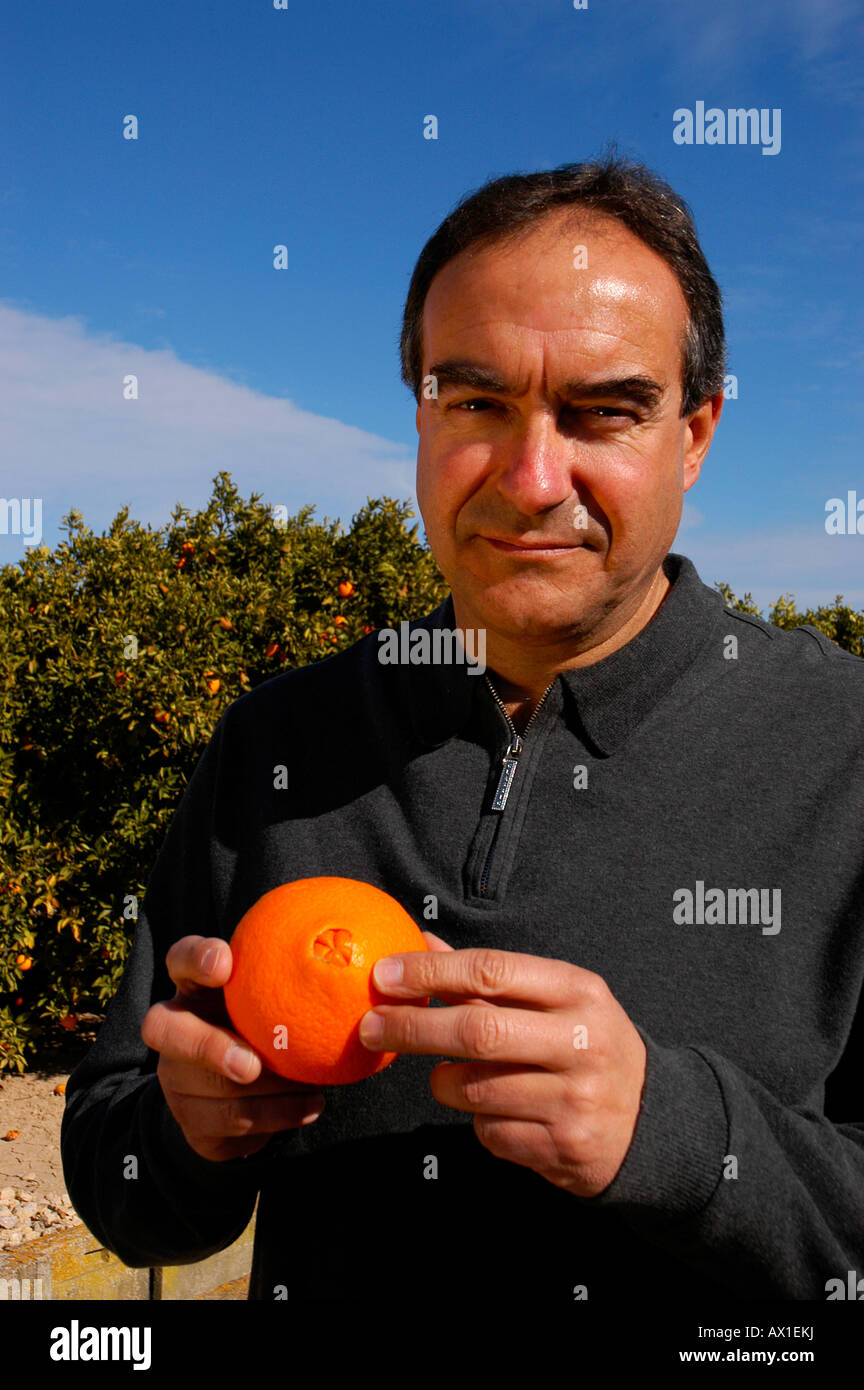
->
[[399, 151, 726, 417]]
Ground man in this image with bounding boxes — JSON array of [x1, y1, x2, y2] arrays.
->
[[61, 155, 864, 1303]]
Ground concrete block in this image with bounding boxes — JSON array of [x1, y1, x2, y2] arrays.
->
[[153, 1216, 256, 1300], [0, 1226, 148, 1301], [0, 1202, 257, 1300]]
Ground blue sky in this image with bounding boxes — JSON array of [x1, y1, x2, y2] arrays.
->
[[1, 0, 862, 609]]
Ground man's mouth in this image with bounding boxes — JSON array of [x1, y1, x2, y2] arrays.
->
[[481, 535, 585, 553]]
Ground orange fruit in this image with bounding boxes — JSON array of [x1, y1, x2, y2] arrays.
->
[[338, 581, 354, 597], [223, 877, 429, 1085], [16, 955, 32, 971]]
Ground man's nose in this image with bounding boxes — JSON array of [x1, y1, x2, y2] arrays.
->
[[493, 408, 579, 515]]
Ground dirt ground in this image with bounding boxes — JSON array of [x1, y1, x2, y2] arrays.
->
[[0, 1030, 250, 1296], [0, 1033, 94, 1248]]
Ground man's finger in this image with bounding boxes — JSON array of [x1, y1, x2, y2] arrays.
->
[[372, 946, 599, 1010], [167, 1088, 327, 1144], [161, 1054, 325, 1100], [422, 931, 455, 952], [359, 997, 579, 1068], [141, 996, 265, 1084], [165, 935, 234, 997]]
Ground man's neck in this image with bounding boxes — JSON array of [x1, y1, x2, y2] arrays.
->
[[473, 565, 672, 732]]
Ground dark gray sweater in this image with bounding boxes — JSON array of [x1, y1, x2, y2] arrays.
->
[[60, 552, 864, 1301]]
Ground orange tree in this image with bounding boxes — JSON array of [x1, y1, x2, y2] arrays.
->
[[0, 473, 448, 1071]]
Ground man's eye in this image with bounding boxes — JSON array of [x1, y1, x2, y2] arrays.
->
[[448, 400, 636, 422]]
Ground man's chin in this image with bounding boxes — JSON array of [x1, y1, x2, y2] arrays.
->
[[460, 587, 603, 644]]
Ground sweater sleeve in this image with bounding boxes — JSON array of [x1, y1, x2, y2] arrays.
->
[[586, 1022, 864, 1299], [60, 714, 290, 1268]]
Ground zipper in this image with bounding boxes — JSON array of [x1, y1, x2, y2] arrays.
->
[[478, 674, 555, 896]]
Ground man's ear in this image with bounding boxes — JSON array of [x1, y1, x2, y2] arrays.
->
[[683, 391, 723, 488]]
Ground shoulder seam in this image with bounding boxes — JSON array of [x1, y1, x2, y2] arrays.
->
[[793, 623, 863, 662], [720, 607, 775, 638], [720, 609, 863, 662]]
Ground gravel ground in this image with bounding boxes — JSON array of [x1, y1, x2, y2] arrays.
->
[[0, 1035, 95, 1252]]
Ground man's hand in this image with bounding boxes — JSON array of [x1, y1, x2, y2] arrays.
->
[[140, 935, 326, 1163], [359, 936, 647, 1198]]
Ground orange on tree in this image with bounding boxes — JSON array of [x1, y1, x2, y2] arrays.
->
[[223, 877, 429, 1086], [338, 581, 354, 597]]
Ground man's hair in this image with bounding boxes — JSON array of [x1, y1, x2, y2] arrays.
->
[[399, 151, 726, 418]]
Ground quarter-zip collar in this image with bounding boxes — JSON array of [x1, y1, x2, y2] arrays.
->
[[403, 552, 726, 755]]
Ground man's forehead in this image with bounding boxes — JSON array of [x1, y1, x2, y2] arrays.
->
[[421, 214, 687, 389], [425, 209, 687, 339]]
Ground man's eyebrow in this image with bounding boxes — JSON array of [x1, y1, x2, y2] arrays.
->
[[428, 359, 666, 409]]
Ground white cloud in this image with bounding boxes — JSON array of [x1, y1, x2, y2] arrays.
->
[[678, 502, 705, 531], [0, 302, 418, 559], [658, 0, 862, 100], [674, 523, 864, 611]]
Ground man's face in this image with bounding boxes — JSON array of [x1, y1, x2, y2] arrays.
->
[[415, 208, 721, 649]]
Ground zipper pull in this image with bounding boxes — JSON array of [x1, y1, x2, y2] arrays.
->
[[491, 735, 523, 810]]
